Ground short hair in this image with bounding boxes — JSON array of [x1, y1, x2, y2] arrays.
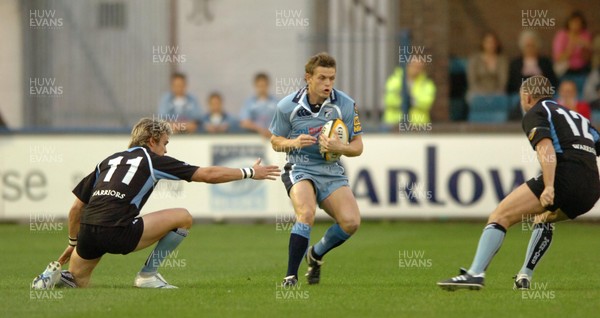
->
[[305, 52, 336, 75], [521, 75, 554, 100], [480, 31, 502, 54], [518, 30, 541, 51], [128, 117, 172, 148], [208, 91, 222, 101], [565, 10, 587, 30], [254, 72, 269, 83], [171, 72, 186, 82]]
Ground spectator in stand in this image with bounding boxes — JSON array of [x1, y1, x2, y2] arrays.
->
[[240, 73, 277, 138], [158, 73, 203, 134], [466, 31, 508, 101], [583, 35, 600, 103], [558, 80, 591, 119], [552, 11, 592, 77], [203, 92, 231, 134], [383, 60, 436, 127], [508, 30, 558, 94]]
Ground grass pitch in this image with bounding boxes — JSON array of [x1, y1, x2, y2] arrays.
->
[[2, 221, 599, 318]]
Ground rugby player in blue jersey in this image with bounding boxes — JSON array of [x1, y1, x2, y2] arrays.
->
[[269, 53, 364, 286]]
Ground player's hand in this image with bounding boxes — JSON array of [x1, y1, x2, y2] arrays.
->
[[252, 158, 281, 180], [58, 245, 75, 266], [540, 186, 555, 208], [319, 134, 343, 153], [294, 134, 317, 149]]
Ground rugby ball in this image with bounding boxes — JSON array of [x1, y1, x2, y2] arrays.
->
[[320, 119, 349, 162]]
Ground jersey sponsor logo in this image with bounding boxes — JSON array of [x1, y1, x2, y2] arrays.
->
[[324, 108, 333, 119], [294, 174, 304, 181], [308, 126, 322, 136], [294, 128, 309, 135], [92, 189, 126, 199], [293, 126, 322, 136], [296, 108, 312, 118]]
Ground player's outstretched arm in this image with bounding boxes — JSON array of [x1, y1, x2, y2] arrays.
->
[[191, 158, 281, 183], [271, 134, 316, 152], [536, 138, 556, 207], [57, 198, 85, 265], [319, 134, 363, 157]]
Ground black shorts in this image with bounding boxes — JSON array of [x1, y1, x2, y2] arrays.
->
[[76, 217, 144, 260], [526, 162, 600, 219]]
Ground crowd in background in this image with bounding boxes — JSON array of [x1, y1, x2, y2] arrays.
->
[[160, 7, 600, 136], [157, 72, 278, 137], [453, 10, 600, 123]]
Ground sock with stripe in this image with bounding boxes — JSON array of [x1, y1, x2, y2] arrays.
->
[[467, 222, 506, 276], [312, 223, 351, 260], [286, 222, 311, 278], [140, 228, 188, 275], [519, 223, 554, 277]]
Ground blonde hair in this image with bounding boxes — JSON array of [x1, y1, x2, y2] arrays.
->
[[128, 117, 172, 148]]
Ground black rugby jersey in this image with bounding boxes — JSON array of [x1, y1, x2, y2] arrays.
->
[[522, 98, 600, 171], [73, 146, 198, 227]]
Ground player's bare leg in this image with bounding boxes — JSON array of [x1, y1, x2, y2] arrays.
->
[[133, 208, 193, 288], [304, 186, 360, 284], [62, 208, 192, 288], [136, 208, 193, 251], [438, 183, 548, 290], [67, 249, 102, 288], [514, 209, 570, 289], [283, 180, 317, 286]]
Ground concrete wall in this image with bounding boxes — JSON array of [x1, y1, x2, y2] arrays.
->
[[0, 0, 23, 128], [177, 0, 316, 115]]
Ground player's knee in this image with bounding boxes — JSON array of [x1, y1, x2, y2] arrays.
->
[[296, 210, 316, 225], [339, 217, 360, 235], [75, 277, 90, 288], [488, 209, 513, 228], [294, 204, 316, 225], [176, 208, 193, 229], [69, 270, 89, 288]]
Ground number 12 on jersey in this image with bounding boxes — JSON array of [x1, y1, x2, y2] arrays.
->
[[555, 108, 593, 141]]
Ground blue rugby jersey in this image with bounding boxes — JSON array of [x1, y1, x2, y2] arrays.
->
[[269, 87, 362, 166]]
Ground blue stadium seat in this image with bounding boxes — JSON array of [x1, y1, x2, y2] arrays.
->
[[508, 93, 520, 112], [449, 58, 468, 75], [450, 98, 468, 121], [468, 95, 510, 123]]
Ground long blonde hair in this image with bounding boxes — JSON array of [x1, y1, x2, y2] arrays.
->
[[128, 117, 172, 148]]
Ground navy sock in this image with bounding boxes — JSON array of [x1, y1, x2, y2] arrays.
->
[[312, 223, 351, 260], [141, 228, 188, 274], [286, 222, 311, 278], [520, 223, 553, 277], [468, 222, 506, 275]]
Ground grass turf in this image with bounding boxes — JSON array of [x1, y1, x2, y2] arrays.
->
[[1, 221, 599, 318]]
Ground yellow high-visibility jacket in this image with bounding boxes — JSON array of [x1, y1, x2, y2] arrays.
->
[[383, 67, 436, 124]]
